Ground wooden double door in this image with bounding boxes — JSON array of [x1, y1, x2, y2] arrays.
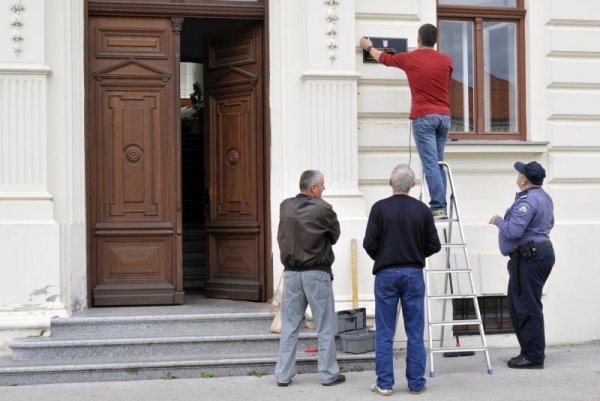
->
[[86, 16, 267, 306]]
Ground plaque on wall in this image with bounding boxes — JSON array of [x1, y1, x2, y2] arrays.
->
[[363, 37, 407, 63]]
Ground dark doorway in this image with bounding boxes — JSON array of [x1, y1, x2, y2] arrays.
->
[[179, 19, 250, 292], [179, 19, 267, 301], [86, 5, 270, 306]]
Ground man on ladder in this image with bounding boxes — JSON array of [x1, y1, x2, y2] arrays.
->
[[360, 23, 453, 219]]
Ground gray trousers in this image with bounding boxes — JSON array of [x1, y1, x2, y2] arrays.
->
[[274, 270, 340, 384]]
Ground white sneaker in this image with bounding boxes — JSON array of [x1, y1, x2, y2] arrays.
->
[[371, 383, 393, 396]]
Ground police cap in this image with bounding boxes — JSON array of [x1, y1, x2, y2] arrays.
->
[[514, 161, 546, 185]]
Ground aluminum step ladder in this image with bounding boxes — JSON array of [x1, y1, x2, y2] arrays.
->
[[419, 161, 492, 377]]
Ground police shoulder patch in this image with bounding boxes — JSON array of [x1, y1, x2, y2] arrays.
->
[[518, 204, 528, 214]]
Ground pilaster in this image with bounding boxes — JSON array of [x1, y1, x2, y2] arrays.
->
[[270, 1, 368, 306], [301, 1, 368, 304], [0, 1, 67, 353], [302, 1, 365, 217]]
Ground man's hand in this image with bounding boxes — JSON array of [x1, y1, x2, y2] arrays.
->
[[360, 36, 373, 50], [489, 215, 501, 225]]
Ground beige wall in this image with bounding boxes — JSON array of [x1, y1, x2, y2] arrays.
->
[[350, 0, 600, 345], [0, 0, 599, 356]]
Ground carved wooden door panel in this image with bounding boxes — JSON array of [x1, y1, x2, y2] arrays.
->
[[204, 23, 265, 301], [87, 16, 183, 306]]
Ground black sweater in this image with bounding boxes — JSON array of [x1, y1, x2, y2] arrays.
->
[[363, 194, 441, 274]]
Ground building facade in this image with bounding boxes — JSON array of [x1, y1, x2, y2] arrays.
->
[[0, 0, 599, 355]]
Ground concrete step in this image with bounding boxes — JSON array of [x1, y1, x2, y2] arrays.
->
[[49, 312, 276, 338], [3, 299, 378, 386], [0, 351, 378, 386], [10, 333, 339, 361]]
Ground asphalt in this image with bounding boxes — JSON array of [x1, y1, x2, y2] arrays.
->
[[1, 342, 598, 401]]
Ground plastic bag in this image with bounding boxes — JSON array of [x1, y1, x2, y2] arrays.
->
[[269, 272, 285, 333], [270, 311, 281, 334]]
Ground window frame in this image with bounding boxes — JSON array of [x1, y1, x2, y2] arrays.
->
[[437, 0, 527, 140]]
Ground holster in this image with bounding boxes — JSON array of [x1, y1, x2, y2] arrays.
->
[[508, 240, 552, 261]]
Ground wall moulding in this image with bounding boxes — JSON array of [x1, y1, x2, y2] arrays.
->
[[324, 0, 339, 64], [10, 0, 26, 56], [301, 69, 361, 81], [0, 192, 53, 201], [0, 64, 51, 75]]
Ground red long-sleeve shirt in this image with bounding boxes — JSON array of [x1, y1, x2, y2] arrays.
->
[[379, 49, 453, 119]]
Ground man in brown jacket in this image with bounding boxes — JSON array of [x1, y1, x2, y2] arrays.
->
[[274, 170, 345, 387]]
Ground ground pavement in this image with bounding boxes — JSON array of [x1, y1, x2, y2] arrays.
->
[[1, 342, 598, 401]]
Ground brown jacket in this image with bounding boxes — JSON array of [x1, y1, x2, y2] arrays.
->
[[277, 194, 340, 273]]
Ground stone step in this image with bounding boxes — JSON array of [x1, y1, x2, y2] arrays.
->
[[10, 333, 339, 361], [3, 299, 378, 386], [0, 351, 377, 386], [49, 312, 277, 338]]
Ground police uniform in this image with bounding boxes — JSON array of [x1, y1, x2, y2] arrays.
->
[[493, 161, 555, 368]]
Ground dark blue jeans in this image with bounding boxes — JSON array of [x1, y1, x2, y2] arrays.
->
[[507, 247, 555, 364], [374, 267, 426, 392], [412, 114, 450, 211]]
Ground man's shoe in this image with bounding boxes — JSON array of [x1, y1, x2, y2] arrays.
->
[[409, 386, 426, 395], [507, 355, 543, 369], [509, 354, 523, 363], [322, 374, 345, 386], [277, 380, 291, 387], [432, 209, 448, 220], [371, 383, 393, 396]]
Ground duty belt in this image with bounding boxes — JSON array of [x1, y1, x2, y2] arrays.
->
[[508, 240, 553, 260], [508, 240, 553, 296]]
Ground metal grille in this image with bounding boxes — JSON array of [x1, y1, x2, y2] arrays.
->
[[453, 296, 514, 335]]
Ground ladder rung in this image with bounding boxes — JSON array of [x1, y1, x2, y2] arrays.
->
[[434, 217, 459, 223], [441, 243, 466, 248], [430, 347, 488, 353], [426, 268, 471, 273], [428, 294, 478, 299], [429, 319, 482, 326]]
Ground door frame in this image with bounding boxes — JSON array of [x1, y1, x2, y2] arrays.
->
[[84, 0, 272, 305]]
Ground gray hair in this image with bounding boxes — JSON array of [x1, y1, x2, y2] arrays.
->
[[299, 170, 324, 191], [390, 164, 415, 193]]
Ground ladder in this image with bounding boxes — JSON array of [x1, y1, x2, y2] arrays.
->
[[420, 161, 492, 377]]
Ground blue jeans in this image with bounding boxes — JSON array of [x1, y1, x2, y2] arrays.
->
[[374, 267, 426, 392], [412, 114, 450, 211]]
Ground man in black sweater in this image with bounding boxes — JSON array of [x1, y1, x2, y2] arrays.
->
[[363, 164, 441, 396]]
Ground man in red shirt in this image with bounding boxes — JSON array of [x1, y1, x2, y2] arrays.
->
[[360, 24, 453, 219]]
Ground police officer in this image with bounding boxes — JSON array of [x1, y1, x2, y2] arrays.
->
[[489, 161, 555, 369]]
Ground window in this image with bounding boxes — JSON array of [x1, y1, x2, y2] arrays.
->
[[437, 0, 526, 140], [453, 296, 514, 335]]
